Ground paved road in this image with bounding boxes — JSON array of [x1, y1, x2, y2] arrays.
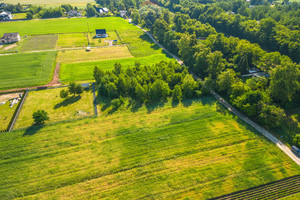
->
[[130, 20, 300, 166]]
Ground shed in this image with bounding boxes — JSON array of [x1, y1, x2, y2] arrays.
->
[[95, 29, 108, 38]]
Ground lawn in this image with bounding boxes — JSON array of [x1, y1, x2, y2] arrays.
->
[[56, 31, 120, 48], [11, 13, 26, 20], [0, 94, 20, 130], [20, 34, 58, 52], [60, 53, 174, 82], [15, 87, 94, 129], [0, 96, 299, 199], [56, 45, 133, 63], [0, 51, 56, 90], [0, 17, 137, 36]]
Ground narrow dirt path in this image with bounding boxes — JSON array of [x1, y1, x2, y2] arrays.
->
[[130, 20, 300, 166]]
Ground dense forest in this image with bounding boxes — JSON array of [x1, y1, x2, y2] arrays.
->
[[95, 0, 300, 147]]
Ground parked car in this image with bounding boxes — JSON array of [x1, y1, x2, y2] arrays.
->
[[291, 146, 300, 156]]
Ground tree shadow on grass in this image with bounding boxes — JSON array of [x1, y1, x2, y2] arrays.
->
[[54, 95, 81, 109], [145, 100, 167, 114], [23, 125, 44, 136]]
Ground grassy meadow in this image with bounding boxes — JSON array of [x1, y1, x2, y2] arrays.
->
[[0, 96, 299, 199], [60, 53, 174, 82], [0, 101, 17, 130], [20, 34, 58, 52], [0, 51, 56, 90], [15, 87, 94, 129], [11, 13, 26, 20], [56, 46, 133, 63], [56, 33, 87, 48]]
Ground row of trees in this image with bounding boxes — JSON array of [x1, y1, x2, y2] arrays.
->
[[26, 4, 78, 19], [94, 61, 202, 103], [128, 5, 300, 146]]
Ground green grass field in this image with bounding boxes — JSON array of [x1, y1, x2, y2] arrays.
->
[[0, 101, 17, 130], [0, 96, 299, 199], [0, 51, 56, 90], [0, 17, 136, 36], [15, 87, 94, 129], [60, 53, 174, 82], [11, 13, 26, 20], [20, 35, 58, 52], [56, 46, 133, 63], [56, 33, 87, 48]]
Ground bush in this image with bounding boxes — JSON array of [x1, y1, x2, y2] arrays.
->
[[32, 110, 49, 125], [258, 103, 286, 128], [60, 89, 69, 98]]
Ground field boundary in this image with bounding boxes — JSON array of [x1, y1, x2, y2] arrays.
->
[[210, 175, 300, 200], [92, 82, 98, 116], [8, 90, 28, 132]]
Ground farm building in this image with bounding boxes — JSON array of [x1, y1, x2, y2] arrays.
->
[[0, 33, 20, 44], [97, 7, 109, 14], [95, 29, 108, 38], [0, 11, 12, 21], [68, 10, 81, 17], [0, 3, 7, 8]]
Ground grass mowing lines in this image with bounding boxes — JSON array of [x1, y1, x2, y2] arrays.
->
[[0, 97, 299, 199], [20, 34, 58, 52], [0, 51, 56, 90], [15, 87, 94, 129], [0, 17, 137, 36], [60, 53, 174, 82], [56, 46, 133, 63]]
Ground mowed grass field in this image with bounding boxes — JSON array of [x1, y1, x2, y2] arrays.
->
[[15, 87, 94, 129], [60, 53, 174, 82], [56, 46, 133, 63], [0, 96, 299, 199], [0, 51, 56, 90], [0, 17, 137, 36], [0, 101, 17, 130], [20, 34, 58, 52]]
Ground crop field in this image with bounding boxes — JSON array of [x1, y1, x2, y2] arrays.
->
[[60, 54, 174, 82], [0, 51, 56, 90], [56, 46, 133, 63], [2, 0, 94, 5], [20, 34, 58, 52], [0, 96, 299, 199], [0, 17, 137, 36], [15, 87, 94, 129]]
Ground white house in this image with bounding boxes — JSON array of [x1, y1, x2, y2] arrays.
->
[[0, 11, 12, 21], [120, 10, 127, 18]]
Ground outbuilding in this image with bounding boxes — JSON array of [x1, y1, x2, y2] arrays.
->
[[0, 33, 20, 44], [0, 11, 12, 21]]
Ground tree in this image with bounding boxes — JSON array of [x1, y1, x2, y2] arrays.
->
[[173, 85, 182, 102], [206, 51, 226, 78], [269, 64, 300, 105], [150, 79, 170, 101], [258, 103, 286, 128], [33, 110, 49, 125], [60, 89, 69, 98], [68, 82, 83, 96], [86, 3, 97, 17], [216, 69, 236, 95], [26, 12, 33, 19], [182, 74, 197, 98], [107, 82, 119, 99], [94, 66, 104, 85], [75, 84, 84, 95], [135, 83, 146, 102]]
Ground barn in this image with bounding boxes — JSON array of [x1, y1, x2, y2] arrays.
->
[[95, 29, 108, 38]]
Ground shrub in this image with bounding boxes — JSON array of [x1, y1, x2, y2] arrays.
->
[[32, 110, 49, 125]]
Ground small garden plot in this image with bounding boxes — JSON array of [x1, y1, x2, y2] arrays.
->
[[56, 33, 87, 49], [0, 92, 22, 130], [89, 31, 120, 46], [60, 54, 174, 82], [56, 46, 133, 63], [15, 87, 94, 129], [0, 51, 56, 90], [20, 34, 58, 52]]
